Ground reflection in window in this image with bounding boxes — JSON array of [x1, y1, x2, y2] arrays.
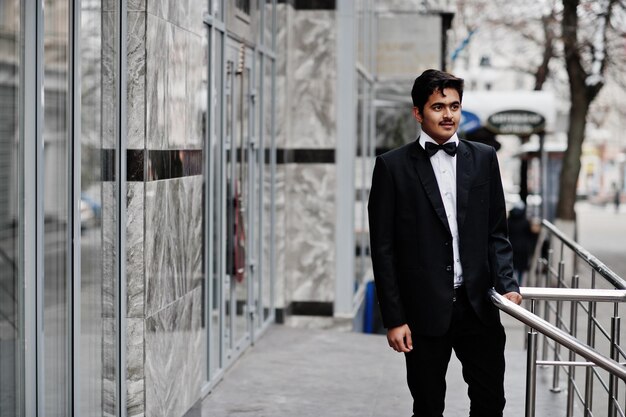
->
[[0, 0, 23, 414], [79, 0, 119, 414], [43, 0, 71, 413]]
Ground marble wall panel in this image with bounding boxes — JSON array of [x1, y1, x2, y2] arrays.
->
[[284, 164, 336, 302], [147, 0, 191, 31], [188, 0, 207, 36], [102, 11, 117, 149], [273, 165, 287, 308], [127, 12, 146, 149], [102, 185, 117, 417], [171, 0, 190, 30], [103, 0, 116, 12], [146, 14, 168, 149], [80, 10, 102, 149], [145, 176, 204, 317], [127, 182, 145, 318], [147, 0, 168, 21], [127, 318, 145, 417], [262, 164, 273, 309], [186, 31, 206, 150], [102, 183, 117, 318], [273, 4, 291, 149], [128, 0, 146, 12], [102, 318, 116, 417], [167, 24, 188, 148], [288, 10, 337, 149], [145, 287, 205, 417]]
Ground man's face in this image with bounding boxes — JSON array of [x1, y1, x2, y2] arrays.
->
[[413, 88, 461, 144]]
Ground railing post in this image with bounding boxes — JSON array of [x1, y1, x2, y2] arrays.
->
[[566, 275, 579, 417], [584, 270, 597, 417], [551, 260, 565, 393], [608, 305, 620, 417], [542, 249, 553, 363], [526, 299, 538, 417]]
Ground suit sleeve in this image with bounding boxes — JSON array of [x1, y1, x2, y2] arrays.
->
[[488, 148, 520, 295], [368, 156, 406, 328]]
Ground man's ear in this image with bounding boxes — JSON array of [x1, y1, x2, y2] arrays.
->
[[412, 107, 422, 123]]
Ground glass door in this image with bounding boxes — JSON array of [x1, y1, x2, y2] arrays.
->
[[224, 39, 253, 358]]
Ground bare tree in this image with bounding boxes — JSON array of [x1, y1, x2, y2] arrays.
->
[[557, 0, 619, 220], [455, 0, 626, 223]]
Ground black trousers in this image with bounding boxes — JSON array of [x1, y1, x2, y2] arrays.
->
[[404, 286, 506, 417]]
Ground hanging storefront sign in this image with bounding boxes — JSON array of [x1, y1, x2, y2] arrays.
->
[[486, 110, 545, 135]]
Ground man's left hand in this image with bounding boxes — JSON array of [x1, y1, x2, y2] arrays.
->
[[503, 292, 522, 305]]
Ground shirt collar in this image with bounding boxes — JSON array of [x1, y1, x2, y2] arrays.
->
[[419, 131, 459, 151]]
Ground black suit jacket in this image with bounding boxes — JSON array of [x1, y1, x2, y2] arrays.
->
[[368, 139, 519, 337]]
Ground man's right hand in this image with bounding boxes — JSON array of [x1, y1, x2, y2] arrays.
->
[[387, 324, 413, 353]]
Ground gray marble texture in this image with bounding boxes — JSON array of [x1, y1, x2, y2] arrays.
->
[[188, 0, 207, 36], [80, 10, 102, 149], [288, 10, 337, 149], [102, 11, 117, 149], [284, 164, 336, 302], [146, 13, 168, 149], [146, 13, 206, 150], [127, 11, 146, 149], [127, 182, 145, 318], [186, 31, 206, 150], [102, 183, 117, 318], [262, 164, 274, 309], [273, 4, 292, 149], [147, 0, 191, 33], [102, 318, 117, 417], [126, 318, 145, 417], [145, 287, 206, 417], [128, 0, 146, 12], [167, 24, 188, 148], [103, 0, 116, 12], [144, 176, 204, 317], [272, 165, 287, 308]]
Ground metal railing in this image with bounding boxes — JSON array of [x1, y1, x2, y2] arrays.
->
[[490, 220, 626, 417]]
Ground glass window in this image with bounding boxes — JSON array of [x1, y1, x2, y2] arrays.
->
[[0, 0, 24, 414], [79, 0, 119, 414], [43, 0, 71, 413], [208, 28, 224, 378]]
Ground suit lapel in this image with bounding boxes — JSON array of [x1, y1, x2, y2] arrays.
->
[[456, 140, 472, 230], [410, 140, 451, 235]]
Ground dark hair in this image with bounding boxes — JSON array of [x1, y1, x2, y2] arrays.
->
[[411, 69, 464, 113]]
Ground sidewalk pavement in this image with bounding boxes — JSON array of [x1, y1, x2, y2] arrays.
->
[[187, 320, 566, 417], [186, 202, 624, 417]]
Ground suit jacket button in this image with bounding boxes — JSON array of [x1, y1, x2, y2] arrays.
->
[[446, 266, 452, 271]]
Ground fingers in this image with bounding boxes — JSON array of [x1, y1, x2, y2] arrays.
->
[[405, 330, 413, 351], [503, 291, 523, 305], [387, 325, 413, 353]]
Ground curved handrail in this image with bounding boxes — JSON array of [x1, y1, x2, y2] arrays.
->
[[542, 220, 626, 289], [489, 289, 626, 381]]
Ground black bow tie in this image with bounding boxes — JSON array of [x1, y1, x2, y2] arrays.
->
[[425, 141, 457, 157]]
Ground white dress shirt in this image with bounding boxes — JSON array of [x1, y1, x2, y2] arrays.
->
[[419, 132, 464, 288]]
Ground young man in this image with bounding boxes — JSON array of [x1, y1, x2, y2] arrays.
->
[[368, 69, 522, 417]]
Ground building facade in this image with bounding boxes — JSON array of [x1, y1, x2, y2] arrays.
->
[[0, 0, 378, 416]]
